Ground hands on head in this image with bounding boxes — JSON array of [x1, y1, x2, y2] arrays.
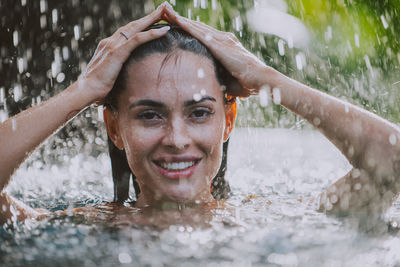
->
[[82, 2, 268, 105]]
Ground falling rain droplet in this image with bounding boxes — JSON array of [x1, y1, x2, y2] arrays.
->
[[0, 110, 8, 123], [234, 16, 243, 32], [278, 39, 285, 56], [200, 0, 207, 9], [259, 85, 270, 107], [74, 25, 81, 40], [13, 84, 22, 102], [272, 88, 281, 105], [17, 58, 24, 73], [325, 26, 332, 41], [211, 0, 217, 9], [389, 133, 397, 145], [354, 33, 360, 48], [62, 46, 70, 60], [380, 15, 389, 29], [13, 31, 19, 47], [52, 9, 58, 25], [40, 0, 47, 13], [11, 119, 17, 131], [295, 53, 304, 70], [0, 87, 4, 103], [40, 15, 47, 29], [97, 106, 104, 122]]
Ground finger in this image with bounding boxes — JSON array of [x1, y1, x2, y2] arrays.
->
[[164, 6, 221, 38], [116, 3, 167, 38], [116, 27, 170, 59]]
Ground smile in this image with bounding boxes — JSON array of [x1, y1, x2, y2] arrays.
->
[[160, 161, 196, 171], [153, 159, 201, 179]]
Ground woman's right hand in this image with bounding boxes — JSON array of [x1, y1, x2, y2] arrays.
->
[[80, 3, 170, 103]]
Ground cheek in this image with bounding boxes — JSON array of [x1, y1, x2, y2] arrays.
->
[[119, 122, 161, 165]]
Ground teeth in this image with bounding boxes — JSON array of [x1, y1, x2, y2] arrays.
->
[[160, 161, 196, 171]]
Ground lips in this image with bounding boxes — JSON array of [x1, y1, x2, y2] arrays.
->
[[153, 157, 201, 179]]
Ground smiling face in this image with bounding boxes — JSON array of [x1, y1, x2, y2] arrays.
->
[[105, 51, 235, 206]]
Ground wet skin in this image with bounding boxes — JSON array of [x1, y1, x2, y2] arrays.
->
[[105, 51, 235, 207]]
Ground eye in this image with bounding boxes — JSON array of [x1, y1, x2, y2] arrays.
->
[[190, 108, 214, 121], [137, 110, 162, 122]]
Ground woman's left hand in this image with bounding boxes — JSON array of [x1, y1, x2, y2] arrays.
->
[[163, 5, 269, 97]]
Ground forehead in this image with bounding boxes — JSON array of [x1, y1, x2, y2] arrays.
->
[[122, 51, 223, 104]]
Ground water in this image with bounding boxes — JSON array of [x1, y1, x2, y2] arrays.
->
[[3, 128, 400, 266]]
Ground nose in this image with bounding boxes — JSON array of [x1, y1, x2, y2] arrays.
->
[[161, 116, 191, 151]]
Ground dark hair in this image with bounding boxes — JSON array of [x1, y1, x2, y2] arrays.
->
[[105, 24, 233, 203]]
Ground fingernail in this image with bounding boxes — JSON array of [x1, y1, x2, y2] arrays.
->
[[158, 26, 170, 32]]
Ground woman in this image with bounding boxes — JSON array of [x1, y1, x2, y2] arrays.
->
[[1, 3, 399, 224]]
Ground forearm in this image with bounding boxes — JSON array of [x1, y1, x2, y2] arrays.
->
[[264, 67, 400, 177], [0, 81, 95, 191]]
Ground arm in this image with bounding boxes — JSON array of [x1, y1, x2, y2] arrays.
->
[[0, 5, 170, 223], [266, 69, 400, 214], [164, 5, 400, 214]]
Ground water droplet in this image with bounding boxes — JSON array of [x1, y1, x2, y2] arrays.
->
[[234, 16, 242, 32], [197, 68, 204, 78], [56, 72, 65, 83], [11, 119, 17, 131], [278, 39, 285, 56], [313, 117, 321, 126], [52, 9, 58, 25], [295, 53, 305, 70], [389, 133, 397, 145], [13, 84, 22, 102], [97, 106, 104, 122], [83, 17, 93, 32], [325, 26, 332, 41], [380, 15, 389, 29], [354, 183, 362, 191], [0, 110, 8, 123], [118, 252, 132, 264], [211, 0, 217, 9], [272, 88, 281, 105], [74, 25, 81, 40], [40, 0, 47, 13], [351, 168, 361, 178], [40, 15, 47, 29], [354, 33, 360, 48], [17, 58, 24, 73], [200, 0, 207, 9], [193, 93, 201, 102], [62, 46, 70, 60], [0, 87, 4, 103], [259, 85, 270, 107], [13, 31, 19, 46], [200, 89, 206, 96]]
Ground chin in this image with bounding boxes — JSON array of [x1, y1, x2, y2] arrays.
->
[[161, 185, 201, 203]]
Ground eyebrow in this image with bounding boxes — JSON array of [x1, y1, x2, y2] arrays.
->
[[129, 96, 217, 109]]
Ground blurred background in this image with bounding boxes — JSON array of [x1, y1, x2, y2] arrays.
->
[[1, 0, 400, 163]]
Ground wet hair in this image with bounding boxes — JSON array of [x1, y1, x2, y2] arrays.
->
[[105, 24, 234, 203]]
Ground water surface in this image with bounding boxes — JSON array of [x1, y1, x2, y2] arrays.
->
[[2, 128, 400, 266]]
